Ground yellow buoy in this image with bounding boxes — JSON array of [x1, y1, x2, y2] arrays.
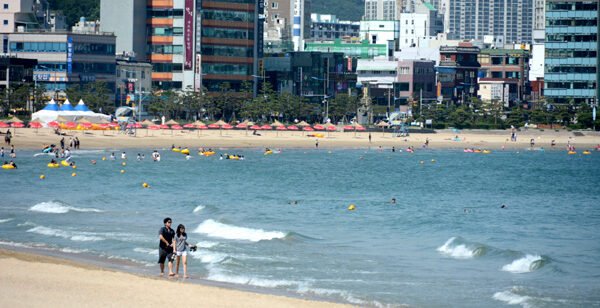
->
[[120, 169, 125, 173], [142, 183, 148, 188], [328, 151, 332, 154], [102, 157, 106, 161], [420, 161, 424, 164], [583, 151, 591, 155], [348, 205, 355, 210], [40, 175, 45, 179], [72, 166, 77, 169], [71, 173, 76, 177], [122, 162, 126, 166], [431, 159, 435, 162]]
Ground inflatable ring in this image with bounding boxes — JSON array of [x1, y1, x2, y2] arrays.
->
[[61, 160, 69, 166], [483, 150, 491, 154], [583, 151, 591, 155], [2, 164, 15, 169], [181, 149, 190, 155], [264, 151, 273, 155], [568, 151, 576, 155], [47, 163, 60, 168], [172, 148, 181, 152], [43, 147, 52, 153], [474, 150, 482, 153]]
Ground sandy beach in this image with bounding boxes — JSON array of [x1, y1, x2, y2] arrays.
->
[[0, 248, 353, 308], [4, 127, 600, 150]]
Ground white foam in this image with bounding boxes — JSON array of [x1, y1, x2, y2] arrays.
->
[[193, 205, 205, 213], [437, 237, 476, 259], [206, 269, 297, 288], [493, 290, 531, 307], [0, 218, 13, 223], [27, 226, 104, 242], [190, 249, 228, 264], [195, 241, 218, 248], [193, 219, 285, 242], [502, 255, 543, 273], [0, 240, 31, 248], [133, 248, 158, 256], [29, 201, 103, 214], [60, 247, 88, 254]]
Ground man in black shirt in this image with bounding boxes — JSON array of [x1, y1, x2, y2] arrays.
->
[[158, 217, 175, 276]]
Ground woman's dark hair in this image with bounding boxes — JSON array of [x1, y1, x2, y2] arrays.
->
[[177, 224, 186, 237]]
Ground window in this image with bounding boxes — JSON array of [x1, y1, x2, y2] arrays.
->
[[399, 67, 410, 74], [3, 20, 7, 25], [141, 71, 145, 79], [3, 4, 8, 9], [271, 2, 277, 8]]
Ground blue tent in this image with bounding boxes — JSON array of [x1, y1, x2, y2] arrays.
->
[[41, 99, 59, 111], [59, 100, 75, 111], [74, 99, 92, 112]]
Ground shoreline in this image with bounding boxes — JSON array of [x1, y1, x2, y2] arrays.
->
[[4, 127, 600, 151], [0, 245, 356, 307]]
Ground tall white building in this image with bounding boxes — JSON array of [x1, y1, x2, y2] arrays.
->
[[533, 0, 545, 30], [398, 1, 443, 48]]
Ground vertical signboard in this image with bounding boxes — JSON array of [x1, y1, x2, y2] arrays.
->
[[67, 37, 73, 74], [347, 58, 352, 71], [194, 53, 202, 91], [184, 0, 194, 70]]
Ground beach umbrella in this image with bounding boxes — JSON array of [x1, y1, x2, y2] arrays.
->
[[48, 121, 60, 128], [208, 123, 219, 129], [0, 122, 9, 128], [158, 124, 169, 129], [297, 120, 310, 127], [235, 124, 247, 129], [240, 120, 254, 135], [313, 124, 324, 131], [214, 119, 228, 126], [376, 120, 389, 136], [98, 123, 109, 135], [81, 122, 93, 130], [351, 122, 365, 137], [141, 119, 155, 127], [250, 125, 261, 130], [109, 122, 119, 128], [222, 124, 233, 129], [148, 125, 159, 130], [171, 124, 182, 135], [134, 123, 143, 129], [197, 125, 208, 129], [287, 125, 298, 130], [271, 120, 284, 127], [165, 119, 179, 125], [356, 126, 366, 131], [29, 122, 43, 128], [276, 125, 287, 130], [64, 122, 77, 129], [343, 125, 353, 131], [302, 126, 314, 131], [11, 122, 24, 128], [183, 123, 195, 128], [261, 124, 272, 130], [326, 126, 337, 131], [76, 117, 90, 124], [193, 120, 206, 126], [56, 116, 70, 123], [7, 117, 23, 123]]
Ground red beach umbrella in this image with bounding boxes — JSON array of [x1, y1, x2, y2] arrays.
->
[[158, 124, 169, 129], [109, 123, 119, 129], [48, 121, 60, 128], [276, 126, 287, 130], [222, 124, 233, 129], [356, 126, 366, 131], [81, 122, 93, 129], [29, 122, 43, 128], [302, 126, 314, 131], [250, 125, 261, 130], [208, 123, 219, 129], [98, 123, 110, 129], [171, 125, 183, 130], [260, 124, 272, 130], [11, 122, 25, 128], [134, 123, 143, 129], [235, 124, 247, 129], [197, 125, 208, 129], [326, 126, 337, 131], [65, 122, 77, 129], [183, 123, 195, 128], [343, 125, 353, 130], [313, 124, 324, 130], [287, 125, 298, 130], [0, 122, 9, 128], [126, 124, 134, 129], [148, 125, 159, 130]]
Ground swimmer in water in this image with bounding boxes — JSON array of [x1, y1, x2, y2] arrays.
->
[[91, 160, 96, 165], [290, 200, 298, 205], [501, 204, 508, 209], [391, 198, 396, 204]]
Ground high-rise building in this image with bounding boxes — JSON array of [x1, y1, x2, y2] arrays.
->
[[444, 0, 533, 44], [544, 0, 598, 104], [100, 0, 147, 62], [264, 0, 310, 52], [310, 14, 360, 40], [533, 0, 546, 30], [364, 0, 400, 20]]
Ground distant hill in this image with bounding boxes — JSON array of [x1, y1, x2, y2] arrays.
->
[[48, 0, 99, 27], [311, 0, 364, 21]]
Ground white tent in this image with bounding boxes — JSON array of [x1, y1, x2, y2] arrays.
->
[[32, 99, 110, 125]]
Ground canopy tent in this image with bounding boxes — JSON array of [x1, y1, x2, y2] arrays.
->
[[31, 99, 110, 126]]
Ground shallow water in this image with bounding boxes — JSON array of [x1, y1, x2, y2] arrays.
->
[[1, 148, 600, 307]]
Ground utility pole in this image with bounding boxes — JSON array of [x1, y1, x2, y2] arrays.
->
[[387, 87, 391, 120], [420, 89, 423, 116]]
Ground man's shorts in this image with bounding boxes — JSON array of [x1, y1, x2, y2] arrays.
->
[[158, 247, 174, 264]]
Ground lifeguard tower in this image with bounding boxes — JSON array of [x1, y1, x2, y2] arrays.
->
[[389, 111, 409, 137]]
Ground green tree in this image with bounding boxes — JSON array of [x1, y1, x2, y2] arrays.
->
[[447, 107, 471, 128]]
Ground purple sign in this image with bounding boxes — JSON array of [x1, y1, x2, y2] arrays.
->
[[184, 0, 194, 70]]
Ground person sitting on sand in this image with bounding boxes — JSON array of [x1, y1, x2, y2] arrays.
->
[[174, 224, 196, 279], [158, 217, 175, 277]]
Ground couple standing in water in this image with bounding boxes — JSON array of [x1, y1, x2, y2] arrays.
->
[[158, 217, 197, 278]]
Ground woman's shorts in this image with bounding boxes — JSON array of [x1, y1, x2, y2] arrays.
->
[[176, 251, 187, 256]]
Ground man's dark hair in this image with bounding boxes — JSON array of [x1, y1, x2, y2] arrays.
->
[[164, 217, 172, 224]]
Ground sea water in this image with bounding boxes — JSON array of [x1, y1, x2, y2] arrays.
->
[[1, 148, 599, 307]]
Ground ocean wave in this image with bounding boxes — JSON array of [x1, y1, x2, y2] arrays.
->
[[27, 226, 104, 242], [193, 205, 205, 213], [192, 219, 286, 242], [493, 288, 531, 307], [206, 269, 298, 288], [437, 237, 487, 259], [133, 247, 158, 256], [296, 285, 369, 305], [0, 218, 13, 223], [29, 201, 103, 214], [0, 240, 31, 248], [502, 254, 546, 273], [189, 249, 228, 264], [195, 241, 218, 248], [60, 247, 89, 254], [33, 153, 54, 157]]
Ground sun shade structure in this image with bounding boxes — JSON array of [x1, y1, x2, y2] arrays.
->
[[165, 119, 179, 125]]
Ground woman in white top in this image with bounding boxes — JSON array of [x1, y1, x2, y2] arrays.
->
[[174, 224, 196, 278]]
